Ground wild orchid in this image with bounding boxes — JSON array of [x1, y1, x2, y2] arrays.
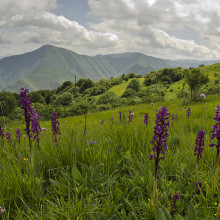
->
[[150, 107, 170, 206], [51, 112, 61, 143], [210, 105, 220, 191], [20, 88, 33, 153]]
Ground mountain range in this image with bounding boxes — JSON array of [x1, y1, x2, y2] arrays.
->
[[0, 44, 219, 92]]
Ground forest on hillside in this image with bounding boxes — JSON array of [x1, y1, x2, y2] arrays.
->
[[0, 66, 220, 123]]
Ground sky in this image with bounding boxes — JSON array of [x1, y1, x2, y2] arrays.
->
[[1, 0, 220, 60]]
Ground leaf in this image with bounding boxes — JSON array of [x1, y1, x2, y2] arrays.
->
[[127, 213, 133, 220], [155, 206, 166, 220], [92, 163, 104, 183], [161, 205, 172, 220], [176, 214, 185, 220], [187, 201, 196, 220], [71, 164, 82, 183]]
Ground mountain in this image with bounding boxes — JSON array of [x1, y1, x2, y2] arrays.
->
[[0, 45, 219, 92]]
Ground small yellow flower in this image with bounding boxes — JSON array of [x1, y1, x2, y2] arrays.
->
[[214, 202, 218, 206], [85, 148, 88, 151], [23, 158, 28, 161]]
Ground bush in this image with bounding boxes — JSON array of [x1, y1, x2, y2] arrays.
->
[[68, 102, 92, 116], [126, 78, 141, 92], [79, 79, 95, 93], [97, 91, 121, 107], [53, 92, 74, 106], [0, 92, 18, 117], [121, 88, 137, 98], [98, 104, 110, 111], [125, 97, 141, 105], [56, 81, 73, 94], [30, 91, 46, 104]]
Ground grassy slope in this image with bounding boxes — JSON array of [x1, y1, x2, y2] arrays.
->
[[109, 78, 145, 96], [1, 93, 220, 219], [107, 63, 220, 101]]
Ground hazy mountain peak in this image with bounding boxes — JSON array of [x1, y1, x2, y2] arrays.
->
[[0, 45, 219, 92]]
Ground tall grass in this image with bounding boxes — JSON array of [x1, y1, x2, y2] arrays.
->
[[0, 94, 219, 219]]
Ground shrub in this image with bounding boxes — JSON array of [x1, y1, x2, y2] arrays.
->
[[53, 92, 74, 106], [97, 91, 121, 107], [121, 88, 137, 98], [126, 78, 141, 92], [56, 81, 73, 94]]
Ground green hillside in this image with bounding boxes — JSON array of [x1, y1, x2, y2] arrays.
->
[[108, 63, 220, 102], [1, 91, 220, 218], [1, 45, 219, 92]]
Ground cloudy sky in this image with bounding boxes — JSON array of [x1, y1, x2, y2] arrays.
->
[[1, 0, 220, 60]]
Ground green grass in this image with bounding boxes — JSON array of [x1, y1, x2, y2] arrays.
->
[[109, 78, 145, 96], [0, 94, 220, 219]]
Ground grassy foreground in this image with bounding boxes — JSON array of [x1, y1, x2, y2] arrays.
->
[[0, 94, 220, 219]]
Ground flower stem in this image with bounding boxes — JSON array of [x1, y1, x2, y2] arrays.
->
[[214, 148, 219, 192], [153, 175, 158, 206]]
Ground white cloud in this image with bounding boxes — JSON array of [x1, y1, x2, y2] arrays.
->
[[88, 0, 220, 59], [1, 0, 220, 60], [0, 0, 120, 57]]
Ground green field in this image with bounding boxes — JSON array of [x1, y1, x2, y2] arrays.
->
[[0, 93, 220, 219]]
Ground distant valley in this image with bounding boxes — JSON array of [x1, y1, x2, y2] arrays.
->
[[0, 44, 219, 92]]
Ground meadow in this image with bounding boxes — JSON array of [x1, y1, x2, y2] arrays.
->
[[0, 93, 220, 219]]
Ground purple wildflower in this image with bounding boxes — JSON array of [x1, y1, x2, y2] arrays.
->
[[194, 130, 205, 161], [150, 107, 170, 206], [186, 107, 191, 118], [210, 106, 220, 191], [6, 131, 13, 145], [15, 128, 22, 143], [0, 124, 5, 144], [101, 119, 104, 124], [90, 140, 97, 145], [118, 111, 122, 121], [128, 111, 134, 122], [31, 110, 42, 147], [210, 106, 220, 150], [123, 114, 125, 120], [88, 112, 91, 115], [144, 113, 149, 125], [20, 88, 33, 152], [150, 107, 170, 176], [183, 98, 186, 106], [111, 116, 113, 123], [170, 192, 181, 213], [51, 112, 61, 142], [200, 93, 206, 98], [171, 114, 178, 123], [0, 206, 5, 214]]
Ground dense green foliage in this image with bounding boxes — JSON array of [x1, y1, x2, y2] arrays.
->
[[0, 63, 220, 123], [1, 45, 219, 92], [0, 93, 220, 219], [184, 68, 209, 99]]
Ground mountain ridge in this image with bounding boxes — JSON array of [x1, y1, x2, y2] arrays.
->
[[0, 44, 219, 92]]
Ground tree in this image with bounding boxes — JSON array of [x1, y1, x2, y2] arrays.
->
[[97, 91, 120, 107], [79, 79, 95, 93], [126, 78, 141, 92], [184, 68, 209, 99], [53, 92, 74, 106], [0, 92, 18, 117], [121, 88, 137, 98], [30, 91, 46, 104], [56, 81, 73, 94]]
